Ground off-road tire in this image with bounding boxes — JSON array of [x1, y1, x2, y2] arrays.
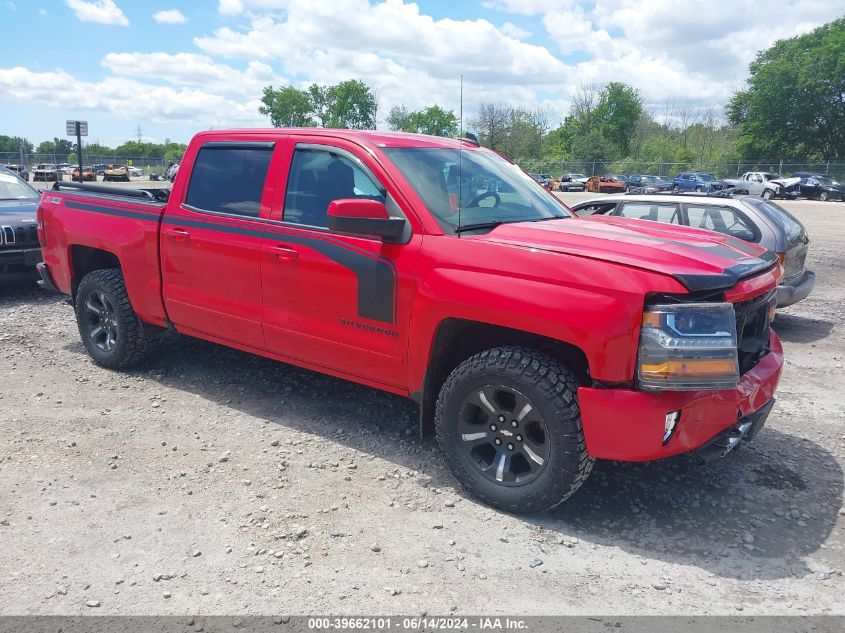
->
[[75, 268, 150, 369], [435, 347, 594, 513]]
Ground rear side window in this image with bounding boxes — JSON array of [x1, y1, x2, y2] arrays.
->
[[744, 199, 804, 242], [185, 145, 273, 217], [685, 205, 757, 241], [617, 202, 680, 223]]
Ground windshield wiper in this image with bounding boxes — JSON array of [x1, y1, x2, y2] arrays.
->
[[455, 215, 568, 234], [455, 220, 509, 234]]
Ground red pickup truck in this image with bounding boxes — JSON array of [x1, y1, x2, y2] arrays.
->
[[36, 128, 784, 513]]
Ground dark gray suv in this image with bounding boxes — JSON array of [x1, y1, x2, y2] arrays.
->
[[571, 193, 815, 308]]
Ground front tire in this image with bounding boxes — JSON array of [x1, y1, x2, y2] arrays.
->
[[762, 189, 774, 200], [672, 185, 680, 193], [820, 191, 829, 201], [435, 347, 594, 513], [75, 269, 150, 369]]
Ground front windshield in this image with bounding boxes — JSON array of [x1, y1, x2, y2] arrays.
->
[[763, 173, 781, 181], [383, 147, 571, 232], [816, 175, 839, 186], [697, 173, 715, 182], [0, 169, 39, 200]]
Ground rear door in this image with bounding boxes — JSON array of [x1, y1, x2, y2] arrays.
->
[[260, 137, 422, 388], [161, 140, 276, 348]]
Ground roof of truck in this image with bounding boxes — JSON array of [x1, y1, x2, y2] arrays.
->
[[199, 128, 477, 149]]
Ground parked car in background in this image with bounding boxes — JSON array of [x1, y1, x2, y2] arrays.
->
[[585, 175, 625, 193], [32, 164, 59, 182], [560, 172, 588, 183], [128, 166, 143, 177], [624, 174, 672, 192], [92, 164, 109, 176], [571, 193, 814, 308], [0, 166, 41, 279], [71, 166, 97, 182], [529, 173, 553, 190], [672, 172, 730, 193], [790, 172, 844, 201], [165, 163, 179, 181], [722, 172, 799, 200], [605, 174, 627, 182], [3, 164, 29, 181], [103, 164, 130, 182], [556, 176, 586, 192]]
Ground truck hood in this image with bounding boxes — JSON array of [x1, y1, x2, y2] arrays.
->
[[0, 199, 39, 224], [479, 215, 777, 292]]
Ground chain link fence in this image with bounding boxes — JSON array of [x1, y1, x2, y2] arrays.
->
[[518, 159, 845, 181], [0, 152, 170, 174]]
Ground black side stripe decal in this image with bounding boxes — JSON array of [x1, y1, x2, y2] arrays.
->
[[65, 200, 161, 222], [62, 200, 397, 324]]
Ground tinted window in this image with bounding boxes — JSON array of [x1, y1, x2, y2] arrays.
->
[[686, 205, 756, 241], [185, 146, 273, 217], [743, 199, 804, 242], [283, 147, 385, 228], [617, 202, 680, 223]]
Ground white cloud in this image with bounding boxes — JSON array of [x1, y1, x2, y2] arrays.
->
[[152, 9, 188, 24], [4, 1, 16, 11], [101, 52, 285, 97], [217, 0, 244, 15], [65, 0, 129, 26], [193, 0, 569, 123], [0, 66, 263, 127], [500, 21, 531, 39]]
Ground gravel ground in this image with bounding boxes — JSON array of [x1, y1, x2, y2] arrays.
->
[[0, 195, 843, 615]]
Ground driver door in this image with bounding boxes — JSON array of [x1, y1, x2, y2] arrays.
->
[[260, 139, 422, 388]]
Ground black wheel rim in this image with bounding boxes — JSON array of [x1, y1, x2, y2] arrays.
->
[[83, 291, 118, 352], [456, 385, 550, 487]]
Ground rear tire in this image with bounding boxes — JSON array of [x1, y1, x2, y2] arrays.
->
[[435, 347, 594, 513], [75, 269, 150, 369]]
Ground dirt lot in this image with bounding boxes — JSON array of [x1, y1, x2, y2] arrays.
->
[[0, 194, 843, 615]]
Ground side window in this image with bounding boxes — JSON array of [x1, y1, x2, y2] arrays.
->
[[185, 146, 273, 217], [573, 203, 616, 217], [617, 203, 680, 223], [685, 205, 756, 241], [283, 147, 385, 228]]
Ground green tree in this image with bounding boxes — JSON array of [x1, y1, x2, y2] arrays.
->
[[258, 85, 315, 127], [387, 104, 458, 137], [594, 82, 643, 157], [36, 138, 75, 158], [0, 135, 33, 155], [259, 80, 377, 129], [727, 17, 845, 160], [309, 80, 377, 129]]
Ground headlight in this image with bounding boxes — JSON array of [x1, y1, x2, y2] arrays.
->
[[638, 302, 738, 391]]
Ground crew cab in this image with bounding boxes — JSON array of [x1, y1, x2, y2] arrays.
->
[[36, 129, 785, 513]]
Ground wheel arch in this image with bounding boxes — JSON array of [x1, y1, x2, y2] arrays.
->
[[415, 318, 590, 438], [69, 245, 122, 299]]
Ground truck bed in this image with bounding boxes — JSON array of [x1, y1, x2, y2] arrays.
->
[[39, 182, 171, 327]]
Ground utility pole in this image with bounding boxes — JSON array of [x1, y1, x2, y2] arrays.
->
[[136, 125, 143, 144]]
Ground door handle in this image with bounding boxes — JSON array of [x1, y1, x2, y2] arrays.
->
[[270, 245, 298, 261], [165, 227, 190, 241]]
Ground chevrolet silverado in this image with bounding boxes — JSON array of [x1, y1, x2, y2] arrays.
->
[[36, 128, 784, 513]]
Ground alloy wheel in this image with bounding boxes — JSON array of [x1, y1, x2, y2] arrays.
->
[[83, 291, 118, 352], [457, 385, 550, 486]]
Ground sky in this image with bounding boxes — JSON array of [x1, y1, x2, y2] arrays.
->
[[0, 0, 842, 147]]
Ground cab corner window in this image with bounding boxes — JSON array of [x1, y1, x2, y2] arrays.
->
[[686, 205, 756, 241], [283, 148, 385, 228], [184, 146, 273, 218]]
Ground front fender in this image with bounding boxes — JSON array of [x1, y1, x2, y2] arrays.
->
[[406, 235, 688, 392]]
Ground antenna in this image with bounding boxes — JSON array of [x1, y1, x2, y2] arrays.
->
[[457, 74, 463, 237]]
